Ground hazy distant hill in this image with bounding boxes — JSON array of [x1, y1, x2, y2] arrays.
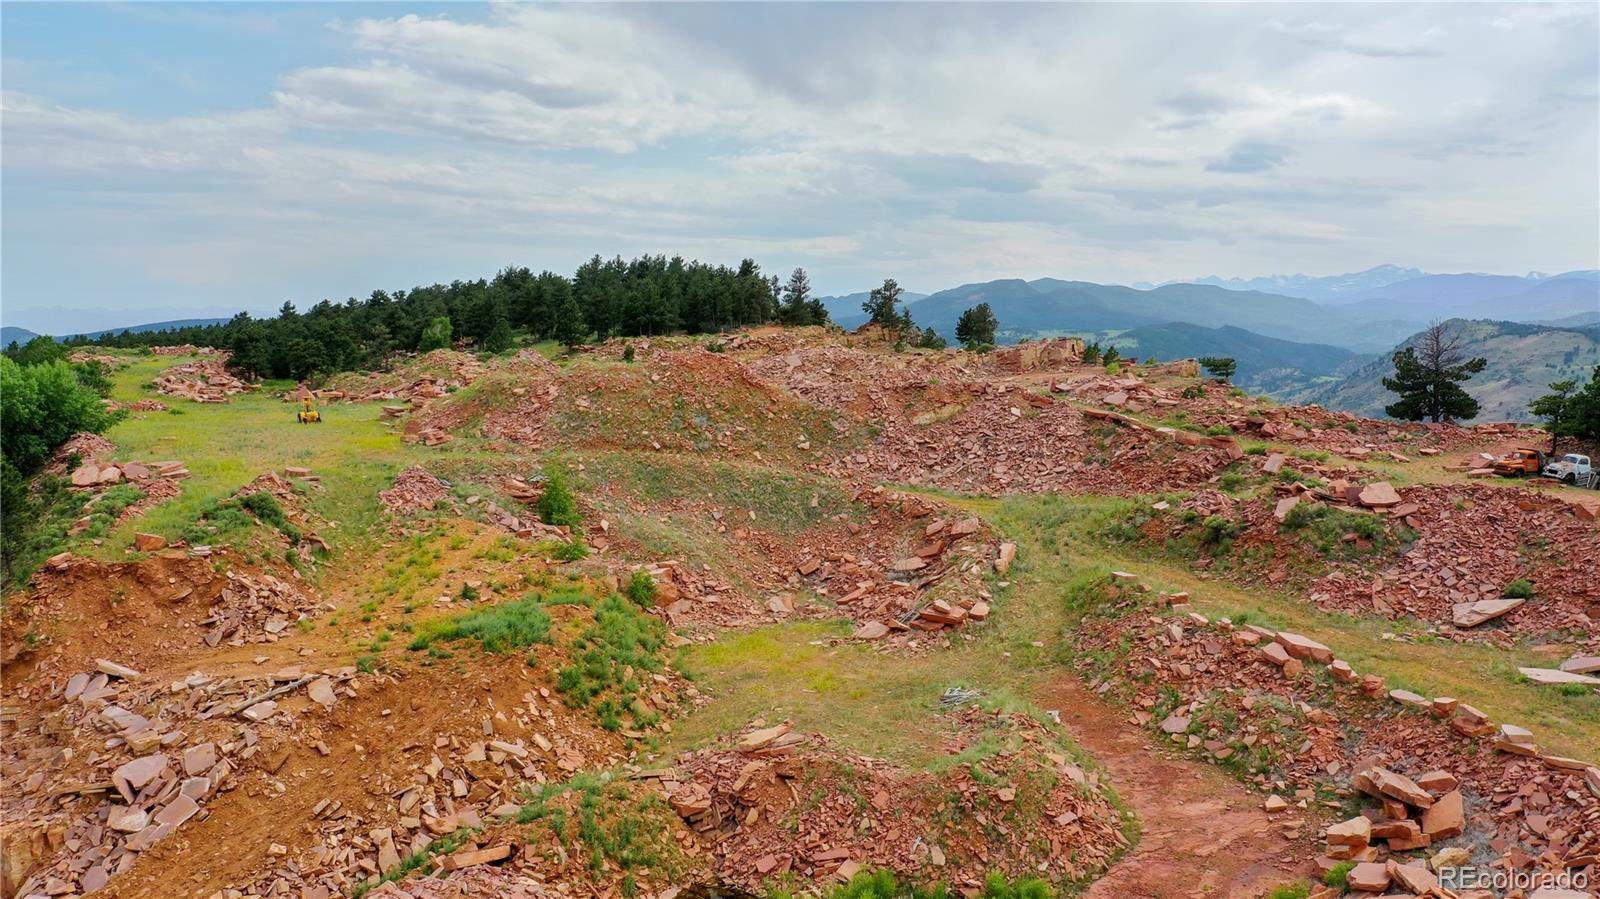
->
[[71, 317, 232, 340], [899, 278, 1420, 352], [1106, 322, 1356, 394], [815, 270, 1596, 355], [2, 318, 231, 347], [1308, 319, 1600, 422], [1172, 264, 1424, 302], [1, 326, 40, 346]]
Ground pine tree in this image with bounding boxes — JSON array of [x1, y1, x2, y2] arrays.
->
[[482, 315, 513, 354], [1382, 321, 1487, 422], [954, 303, 998, 346], [780, 268, 821, 325], [1198, 357, 1237, 383], [863, 279, 911, 330], [1532, 366, 1600, 446], [550, 292, 588, 348]]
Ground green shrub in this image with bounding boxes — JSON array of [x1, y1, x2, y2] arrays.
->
[[237, 491, 302, 542], [1503, 578, 1535, 599], [1, 355, 121, 585], [1199, 514, 1244, 551], [1323, 861, 1355, 889], [551, 536, 588, 561], [418, 316, 452, 352], [538, 463, 581, 528], [1264, 884, 1309, 899], [1, 357, 117, 472], [625, 571, 657, 607]]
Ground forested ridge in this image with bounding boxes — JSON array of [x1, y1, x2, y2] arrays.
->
[[41, 254, 830, 381]]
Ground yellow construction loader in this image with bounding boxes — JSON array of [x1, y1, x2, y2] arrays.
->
[[296, 395, 322, 424]]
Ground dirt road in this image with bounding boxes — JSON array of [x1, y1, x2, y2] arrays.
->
[[1037, 677, 1309, 898]]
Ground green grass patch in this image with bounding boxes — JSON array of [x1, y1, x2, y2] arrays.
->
[[407, 592, 566, 657], [514, 772, 689, 895], [556, 594, 668, 731]]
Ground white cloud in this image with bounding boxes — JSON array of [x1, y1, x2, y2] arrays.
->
[[2, 2, 1597, 332]]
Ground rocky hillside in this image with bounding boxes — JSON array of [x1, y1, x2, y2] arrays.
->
[[3, 332, 1595, 899], [1308, 319, 1600, 422]]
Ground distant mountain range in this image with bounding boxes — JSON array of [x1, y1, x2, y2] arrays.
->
[[815, 267, 1598, 421], [822, 271, 1598, 354], [1105, 322, 1357, 395], [1158, 264, 1426, 302], [2, 318, 231, 348]]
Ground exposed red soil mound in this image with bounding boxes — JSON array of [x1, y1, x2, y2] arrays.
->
[[663, 713, 1127, 891]]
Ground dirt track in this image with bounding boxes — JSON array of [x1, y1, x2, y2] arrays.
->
[[1038, 677, 1305, 898]]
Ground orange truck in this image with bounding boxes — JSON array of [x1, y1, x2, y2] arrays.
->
[[1491, 447, 1547, 477]]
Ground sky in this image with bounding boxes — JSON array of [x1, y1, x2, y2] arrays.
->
[[3, 1, 1598, 334]]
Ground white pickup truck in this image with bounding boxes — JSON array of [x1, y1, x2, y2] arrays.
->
[[1542, 453, 1596, 487]]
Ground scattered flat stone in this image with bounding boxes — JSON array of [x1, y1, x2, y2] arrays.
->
[[1519, 667, 1600, 686], [307, 677, 338, 708], [738, 724, 792, 753], [1560, 654, 1600, 674], [1274, 631, 1333, 663], [1420, 790, 1464, 839], [1347, 861, 1391, 892], [439, 844, 512, 871], [1543, 755, 1588, 771], [1357, 481, 1402, 508], [852, 621, 889, 640], [108, 806, 150, 833], [1273, 495, 1300, 523], [239, 700, 279, 722], [133, 533, 166, 552], [1326, 816, 1371, 848], [994, 542, 1016, 574], [1388, 689, 1427, 706], [1414, 770, 1458, 794], [96, 659, 142, 679], [183, 743, 217, 776], [154, 794, 200, 828], [1499, 723, 1535, 745], [1365, 767, 1434, 809], [113, 754, 168, 801], [1451, 597, 1524, 628], [1386, 860, 1438, 893]]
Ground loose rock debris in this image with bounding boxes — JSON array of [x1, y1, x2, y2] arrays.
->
[[1076, 573, 1599, 893], [152, 354, 253, 403], [661, 714, 1126, 891]]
